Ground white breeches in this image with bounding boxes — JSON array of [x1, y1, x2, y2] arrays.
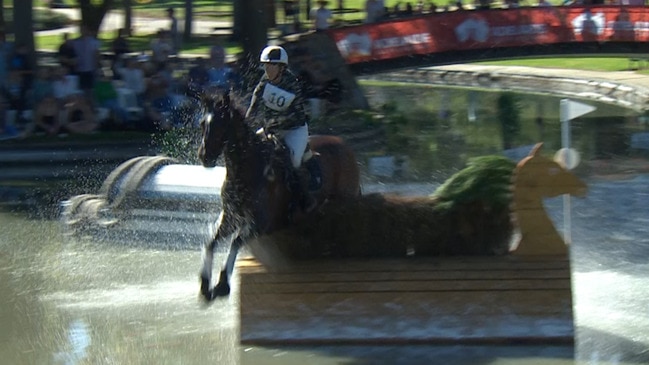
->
[[279, 124, 309, 168]]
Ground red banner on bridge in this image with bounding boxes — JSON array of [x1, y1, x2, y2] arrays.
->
[[328, 6, 649, 63]]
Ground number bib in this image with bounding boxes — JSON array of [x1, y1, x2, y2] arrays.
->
[[261, 83, 296, 112]]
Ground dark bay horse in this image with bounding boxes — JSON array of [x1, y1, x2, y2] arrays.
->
[[198, 92, 361, 300]]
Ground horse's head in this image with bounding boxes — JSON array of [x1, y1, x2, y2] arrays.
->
[[198, 92, 232, 167], [515, 143, 587, 199]]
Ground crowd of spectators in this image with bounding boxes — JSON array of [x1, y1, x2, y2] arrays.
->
[[0, 0, 630, 141], [0, 21, 239, 141]]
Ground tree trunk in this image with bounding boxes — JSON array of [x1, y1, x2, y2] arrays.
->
[[184, 0, 193, 42], [240, 0, 267, 60], [78, 0, 115, 35], [0, 2, 5, 32], [124, 0, 132, 36], [233, 0, 244, 41], [13, 0, 34, 67]]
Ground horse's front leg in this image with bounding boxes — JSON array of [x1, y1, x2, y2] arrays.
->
[[200, 212, 237, 301], [212, 233, 246, 297]]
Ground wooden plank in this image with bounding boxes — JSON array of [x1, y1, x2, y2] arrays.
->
[[240, 269, 571, 284], [238, 256, 570, 273], [238, 257, 574, 345], [240, 278, 571, 293], [240, 290, 572, 317]]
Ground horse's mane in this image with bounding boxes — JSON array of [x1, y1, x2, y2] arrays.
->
[[432, 155, 516, 211]]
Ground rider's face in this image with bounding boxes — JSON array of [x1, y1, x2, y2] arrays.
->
[[263, 63, 282, 82]]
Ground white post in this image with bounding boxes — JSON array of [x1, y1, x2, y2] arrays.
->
[[560, 99, 572, 245], [559, 99, 595, 245]]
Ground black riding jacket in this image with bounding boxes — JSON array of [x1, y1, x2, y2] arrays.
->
[[246, 69, 309, 132]]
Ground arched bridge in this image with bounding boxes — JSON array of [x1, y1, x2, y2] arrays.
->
[[322, 5, 649, 75]]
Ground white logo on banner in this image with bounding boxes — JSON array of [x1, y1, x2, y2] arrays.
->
[[336, 33, 372, 58]]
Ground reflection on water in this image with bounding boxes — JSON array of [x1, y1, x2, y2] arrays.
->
[[53, 320, 90, 365]]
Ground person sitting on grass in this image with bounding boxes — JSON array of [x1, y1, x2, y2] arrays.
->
[[94, 70, 129, 129], [64, 95, 100, 134], [22, 95, 65, 137], [144, 69, 174, 131], [117, 57, 147, 105]]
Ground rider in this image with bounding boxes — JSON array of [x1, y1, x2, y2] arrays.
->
[[245, 45, 317, 213]]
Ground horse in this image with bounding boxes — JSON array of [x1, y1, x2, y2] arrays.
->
[[511, 143, 587, 256], [197, 91, 361, 300]]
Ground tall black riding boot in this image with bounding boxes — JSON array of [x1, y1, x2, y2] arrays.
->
[[288, 168, 317, 213], [298, 168, 318, 213]]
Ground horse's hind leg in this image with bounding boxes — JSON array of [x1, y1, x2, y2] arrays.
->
[[200, 212, 237, 301], [213, 234, 245, 297]]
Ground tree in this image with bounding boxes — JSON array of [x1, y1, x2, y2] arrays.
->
[[497, 92, 522, 150], [0, 2, 5, 31], [78, 0, 116, 35], [13, 0, 34, 68], [238, 0, 267, 65], [184, 0, 193, 42], [124, 0, 132, 36]]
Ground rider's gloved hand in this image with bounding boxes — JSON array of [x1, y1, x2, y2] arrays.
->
[[265, 118, 280, 133]]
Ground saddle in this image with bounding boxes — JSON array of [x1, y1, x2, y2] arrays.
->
[[262, 133, 322, 192]]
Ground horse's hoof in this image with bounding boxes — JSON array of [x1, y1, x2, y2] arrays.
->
[[200, 276, 214, 302], [213, 282, 231, 297]]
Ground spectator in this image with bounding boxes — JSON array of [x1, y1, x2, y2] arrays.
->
[[311, 0, 333, 31], [1, 70, 25, 139], [2, 70, 25, 114], [365, 0, 385, 23], [94, 70, 128, 128], [206, 45, 234, 91], [64, 95, 100, 134], [144, 69, 174, 130], [57, 32, 76, 75], [0, 94, 18, 139], [404, 2, 414, 16], [0, 31, 13, 91], [10, 43, 33, 114], [150, 30, 172, 71], [52, 65, 81, 102], [186, 57, 210, 94], [118, 57, 147, 102], [30, 66, 55, 110], [111, 28, 131, 79], [72, 25, 101, 102], [167, 7, 180, 55], [25, 94, 64, 137]]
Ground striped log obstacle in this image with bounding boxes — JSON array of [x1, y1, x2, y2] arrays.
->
[[61, 156, 225, 246]]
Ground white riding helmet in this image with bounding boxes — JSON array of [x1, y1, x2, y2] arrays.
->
[[260, 45, 288, 65]]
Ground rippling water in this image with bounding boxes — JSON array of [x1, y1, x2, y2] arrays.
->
[[1, 172, 648, 364]]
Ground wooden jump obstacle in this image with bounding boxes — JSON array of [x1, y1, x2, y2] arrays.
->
[[238, 255, 573, 345], [238, 143, 586, 346]]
